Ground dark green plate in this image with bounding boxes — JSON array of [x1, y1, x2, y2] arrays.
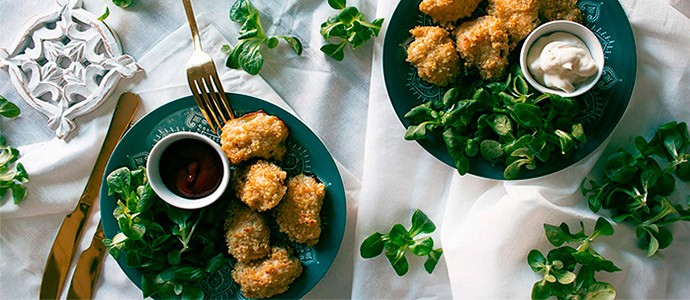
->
[[383, 0, 636, 180], [100, 94, 346, 298]]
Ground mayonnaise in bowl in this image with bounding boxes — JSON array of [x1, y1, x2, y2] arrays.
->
[[519, 20, 605, 98], [527, 32, 598, 93]]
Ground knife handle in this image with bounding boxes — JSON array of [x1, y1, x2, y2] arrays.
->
[[67, 222, 106, 300]]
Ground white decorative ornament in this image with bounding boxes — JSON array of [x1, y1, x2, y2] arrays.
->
[[0, 0, 141, 139]]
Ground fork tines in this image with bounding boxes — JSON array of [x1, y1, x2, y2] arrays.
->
[[188, 73, 235, 133]]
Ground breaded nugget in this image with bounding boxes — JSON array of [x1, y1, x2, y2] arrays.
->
[[220, 111, 289, 165], [488, 0, 539, 48], [406, 26, 461, 87], [276, 174, 326, 246], [224, 201, 271, 262], [234, 160, 287, 212], [539, 0, 583, 23], [419, 0, 482, 24], [232, 246, 303, 299], [454, 15, 510, 80]]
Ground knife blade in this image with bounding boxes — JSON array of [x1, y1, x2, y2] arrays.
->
[[39, 92, 140, 299], [66, 222, 105, 300]]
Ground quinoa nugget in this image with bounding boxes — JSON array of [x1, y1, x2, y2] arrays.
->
[[406, 26, 461, 87], [419, 0, 482, 24], [224, 201, 271, 262], [220, 111, 289, 165], [454, 15, 511, 80], [276, 174, 326, 246], [539, 0, 583, 23], [232, 246, 303, 299], [234, 160, 287, 212]]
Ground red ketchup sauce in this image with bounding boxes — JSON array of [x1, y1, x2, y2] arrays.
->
[[159, 138, 223, 199]]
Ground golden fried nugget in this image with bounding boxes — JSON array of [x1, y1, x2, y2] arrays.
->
[[276, 174, 326, 246], [232, 246, 303, 299], [406, 26, 461, 87], [220, 111, 289, 165], [234, 160, 287, 212], [419, 0, 482, 24], [488, 0, 540, 48], [454, 15, 511, 80], [224, 201, 271, 262], [539, 0, 583, 23]]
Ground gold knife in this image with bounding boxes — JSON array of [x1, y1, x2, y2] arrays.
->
[[39, 92, 140, 299], [66, 222, 105, 300]]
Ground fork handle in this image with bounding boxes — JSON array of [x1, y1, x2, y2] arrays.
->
[[182, 0, 202, 50]]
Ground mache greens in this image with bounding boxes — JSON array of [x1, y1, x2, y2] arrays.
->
[[102, 166, 229, 299], [222, 0, 303, 75], [528, 217, 619, 300], [320, 0, 384, 61], [581, 121, 690, 256], [360, 209, 443, 276], [404, 65, 587, 179], [0, 95, 28, 205]]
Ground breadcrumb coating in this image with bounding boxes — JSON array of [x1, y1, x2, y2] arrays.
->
[[488, 0, 540, 48], [220, 111, 289, 165], [454, 15, 511, 80], [232, 246, 303, 299], [234, 160, 287, 212], [224, 201, 271, 262], [406, 26, 461, 87], [539, 0, 583, 23], [419, 0, 482, 24], [276, 174, 326, 246]]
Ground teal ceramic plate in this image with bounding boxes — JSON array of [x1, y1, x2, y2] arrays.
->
[[383, 0, 636, 180], [100, 94, 346, 298]]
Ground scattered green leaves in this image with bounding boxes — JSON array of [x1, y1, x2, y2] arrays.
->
[[529, 217, 619, 300], [320, 0, 384, 61], [102, 166, 229, 299], [0, 95, 28, 205], [360, 209, 443, 276], [581, 121, 690, 256], [223, 0, 302, 75], [404, 65, 587, 179]]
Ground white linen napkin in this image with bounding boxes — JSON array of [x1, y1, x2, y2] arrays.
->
[[0, 15, 360, 299], [356, 0, 690, 298]]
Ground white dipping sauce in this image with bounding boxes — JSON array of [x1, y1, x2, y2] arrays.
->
[[527, 32, 598, 93]]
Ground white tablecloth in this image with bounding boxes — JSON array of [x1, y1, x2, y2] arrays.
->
[[1, 0, 689, 299]]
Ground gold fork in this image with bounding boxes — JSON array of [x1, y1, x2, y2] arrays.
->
[[183, 0, 234, 133]]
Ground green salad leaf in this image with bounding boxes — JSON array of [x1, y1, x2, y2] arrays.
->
[[223, 0, 302, 75], [360, 209, 443, 276], [320, 0, 384, 61], [102, 166, 229, 299], [0, 95, 28, 205], [404, 65, 587, 179], [581, 121, 690, 256], [528, 217, 619, 300]]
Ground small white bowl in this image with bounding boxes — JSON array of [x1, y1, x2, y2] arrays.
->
[[520, 20, 605, 98], [146, 132, 230, 210]]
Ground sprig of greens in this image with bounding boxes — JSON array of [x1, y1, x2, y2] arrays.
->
[[581, 121, 690, 256], [0, 96, 28, 205], [223, 0, 302, 75], [320, 0, 384, 61], [103, 167, 228, 299], [98, 0, 134, 21], [360, 209, 443, 276], [528, 217, 619, 300], [404, 65, 586, 179]]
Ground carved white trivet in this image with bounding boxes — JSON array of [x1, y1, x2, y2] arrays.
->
[[0, 0, 141, 139]]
